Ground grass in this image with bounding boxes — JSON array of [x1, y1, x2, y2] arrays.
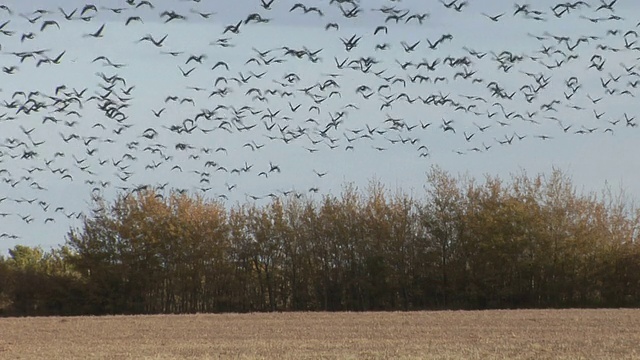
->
[[1, 309, 639, 359]]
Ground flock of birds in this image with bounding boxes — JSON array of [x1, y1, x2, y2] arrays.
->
[[1, 0, 639, 243]]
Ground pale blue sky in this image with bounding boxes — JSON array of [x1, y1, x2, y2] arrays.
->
[[1, 0, 640, 252]]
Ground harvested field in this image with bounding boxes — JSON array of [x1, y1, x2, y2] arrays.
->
[[1, 309, 639, 359]]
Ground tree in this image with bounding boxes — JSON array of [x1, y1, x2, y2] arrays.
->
[[420, 166, 464, 307], [2, 170, 636, 316]]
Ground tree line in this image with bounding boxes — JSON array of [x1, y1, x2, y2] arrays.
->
[[1, 167, 639, 316]]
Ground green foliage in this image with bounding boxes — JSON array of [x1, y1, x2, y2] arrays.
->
[[0, 245, 84, 316], [2, 169, 640, 316]]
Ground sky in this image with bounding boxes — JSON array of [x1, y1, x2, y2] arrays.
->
[[1, 0, 640, 253]]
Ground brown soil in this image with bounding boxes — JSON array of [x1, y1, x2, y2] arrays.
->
[[1, 309, 639, 359]]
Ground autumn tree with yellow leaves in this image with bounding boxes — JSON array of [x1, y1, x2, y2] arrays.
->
[[1, 168, 639, 315]]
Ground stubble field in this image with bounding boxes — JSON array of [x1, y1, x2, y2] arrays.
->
[[1, 309, 639, 359]]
